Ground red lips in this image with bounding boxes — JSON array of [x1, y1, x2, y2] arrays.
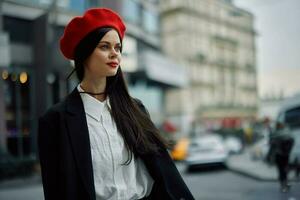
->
[[107, 62, 119, 68]]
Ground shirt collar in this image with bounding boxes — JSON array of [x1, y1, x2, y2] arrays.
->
[[77, 84, 111, 121]]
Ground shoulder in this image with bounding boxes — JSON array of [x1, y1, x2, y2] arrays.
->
[[39, 98, 67, 123]]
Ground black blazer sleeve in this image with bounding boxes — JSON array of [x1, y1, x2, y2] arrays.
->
[[38, 113, 60, 200], [150, 148, 195, 200]]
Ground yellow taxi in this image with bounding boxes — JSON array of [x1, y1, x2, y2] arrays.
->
[[170, 138, 190, 161]]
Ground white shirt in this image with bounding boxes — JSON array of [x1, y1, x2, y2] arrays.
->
[[77, 85, 154, 200]]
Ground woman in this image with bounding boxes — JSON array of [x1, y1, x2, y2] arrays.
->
[[38, 8, 194, 200]]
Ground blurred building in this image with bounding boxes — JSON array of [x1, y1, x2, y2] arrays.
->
[[160, 0, 258, 135], [258, 96, 284, 121], [0, 0, 186, 171]]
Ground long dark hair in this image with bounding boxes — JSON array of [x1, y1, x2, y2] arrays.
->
[[71, 27, 169, 164]]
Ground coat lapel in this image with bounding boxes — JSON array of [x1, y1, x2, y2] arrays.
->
[[65, 88, 95, 199]]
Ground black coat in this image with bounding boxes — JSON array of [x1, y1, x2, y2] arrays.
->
[[38, 88, 194, 200]]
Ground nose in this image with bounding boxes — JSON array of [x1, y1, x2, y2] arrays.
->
[[109, 48, 119, 58]]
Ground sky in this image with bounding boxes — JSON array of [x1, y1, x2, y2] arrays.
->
[[234, 0, 300, 98]]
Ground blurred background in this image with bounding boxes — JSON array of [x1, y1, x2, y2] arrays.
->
[[0, 0, 299, 199]]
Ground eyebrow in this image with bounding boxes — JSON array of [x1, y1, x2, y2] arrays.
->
[[99, 41, 121, 45]]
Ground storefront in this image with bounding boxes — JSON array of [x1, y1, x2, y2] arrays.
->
[[1, 68, 35, 157]]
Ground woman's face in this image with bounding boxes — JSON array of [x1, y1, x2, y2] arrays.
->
[[83, 29, 122, 80]]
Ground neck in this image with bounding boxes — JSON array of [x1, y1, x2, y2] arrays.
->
[[80, 78, 107, 101]]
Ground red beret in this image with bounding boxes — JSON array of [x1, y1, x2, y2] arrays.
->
[[60, 8, 126, 60]]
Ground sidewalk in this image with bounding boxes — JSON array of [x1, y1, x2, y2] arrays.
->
[[0, 173, 41, 189], [227, 148, 299, 182]]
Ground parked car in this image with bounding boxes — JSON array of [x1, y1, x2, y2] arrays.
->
[[185, 134, 229, 170], [224, 136, 243, 154]]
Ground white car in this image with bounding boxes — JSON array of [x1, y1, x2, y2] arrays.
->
[[224, 136, 243, 154], [186, 134, 229, 170]]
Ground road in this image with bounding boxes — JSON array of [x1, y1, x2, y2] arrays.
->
[[177, 163, 300, 200], [0, 164, 299, 200]]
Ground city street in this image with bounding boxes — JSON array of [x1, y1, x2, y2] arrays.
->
[[0, 184, 43, 200], [179, 165, 300, 200], [0, 0, 299, 200], [1, 164, 299, 200]]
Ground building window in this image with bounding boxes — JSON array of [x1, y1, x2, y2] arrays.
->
[[4, 17, 33, 45], [43, 0, 88, 12], [123, 0, 140, 25], [69, 0, 85, 12], [145, 0, 159, 4], [3, 70, 33, 157], [85, 0, 99, 9], [142, 9, 159, 34], [39, 0, 70, 8]]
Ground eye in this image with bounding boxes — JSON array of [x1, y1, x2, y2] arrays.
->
[[99, 45, 109, 50], [114, 45, 121, 52]]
